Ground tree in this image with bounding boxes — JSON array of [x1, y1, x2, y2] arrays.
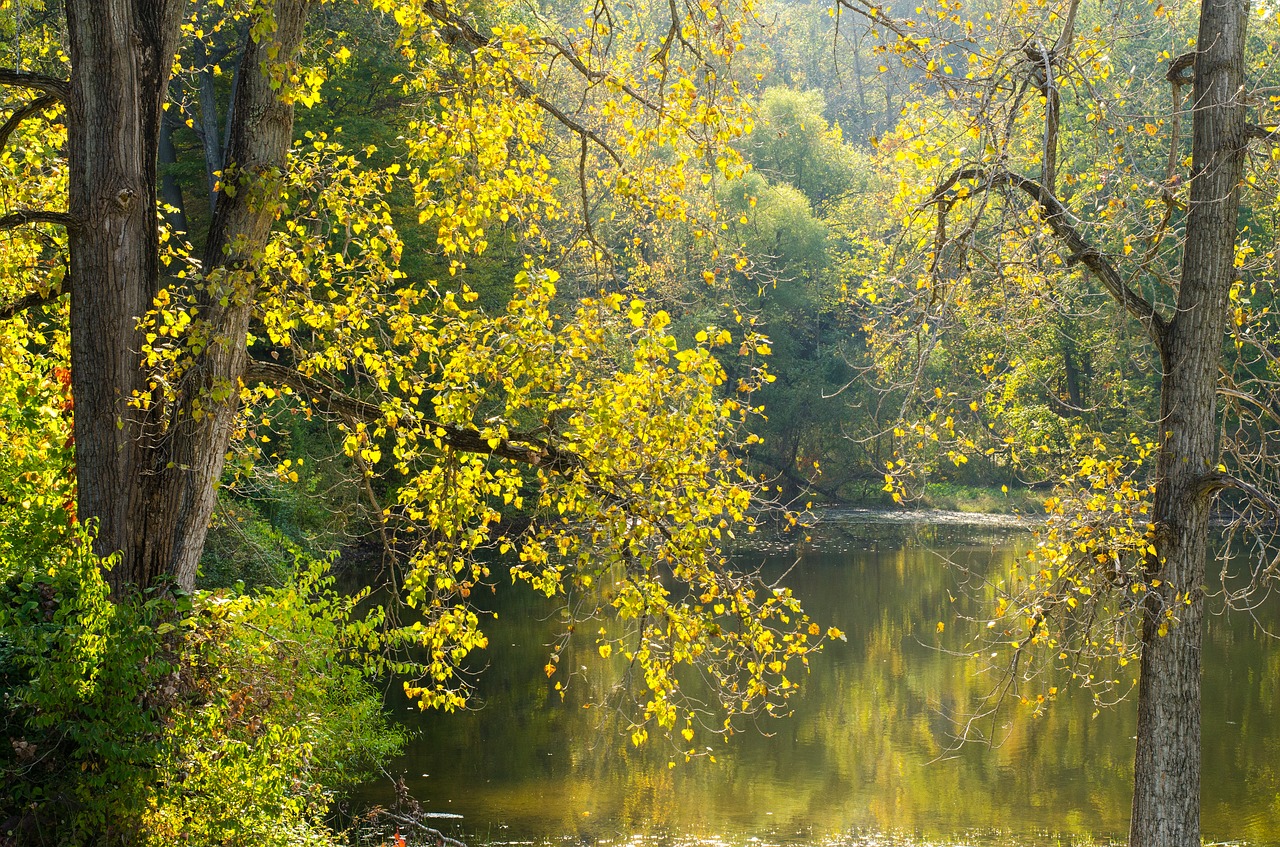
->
[[1, 0, 838, 796], [836, 0, 1277, 843]]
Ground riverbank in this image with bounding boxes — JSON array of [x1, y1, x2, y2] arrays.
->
[[815, 505, 1034, 529], [815, 483, 1046, 517]]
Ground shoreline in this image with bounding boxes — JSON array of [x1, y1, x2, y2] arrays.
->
[[811, 505, 1035, 529]]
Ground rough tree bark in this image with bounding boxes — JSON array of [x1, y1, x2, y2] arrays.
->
[[65, 0, 185, 592], [1131, 0, 1249, 845], [152, 0, 313, 591]]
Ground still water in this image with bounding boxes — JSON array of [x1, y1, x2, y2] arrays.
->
[[355, 515, 1280, 847]]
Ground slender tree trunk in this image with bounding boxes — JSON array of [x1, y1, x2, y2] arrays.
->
[[883, 67, 895, 136], [1130, 1, 1248, 845], [196, 38, 222, 212], [147, 0, 312, 590], [850, 28, 869, 139], [1060, 328, 1083, 409], [158, 112, 189, 235]]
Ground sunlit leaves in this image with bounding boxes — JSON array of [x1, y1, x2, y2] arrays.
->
[[0, 0, 833, 753]]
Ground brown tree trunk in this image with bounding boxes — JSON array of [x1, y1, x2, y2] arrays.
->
[[66, 0, 184, 591], [151, 0, 312, 590], [66, 0, 312, 593], [158, 112, 189, 235], [196, 47, 223, 212], [1131, 0, 1249, 844], [1060, 328, 1083, 409]]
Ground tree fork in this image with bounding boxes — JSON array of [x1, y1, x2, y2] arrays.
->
[[64, 0, 311, 593], [134, 0, 314, 592]]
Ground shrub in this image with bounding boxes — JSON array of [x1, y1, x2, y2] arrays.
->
[[0, 526, 403, 846]]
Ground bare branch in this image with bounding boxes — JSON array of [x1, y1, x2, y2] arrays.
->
[[0, 69, 70, 99], [0, 209, 76, 231], [378, 812, 469, 847], [0, 94, 61, 152], [1135, 53, 1193, 284], [927, 166, 1170, 353]]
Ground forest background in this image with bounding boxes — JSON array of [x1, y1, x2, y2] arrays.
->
[[1, 0, 1279, 845]]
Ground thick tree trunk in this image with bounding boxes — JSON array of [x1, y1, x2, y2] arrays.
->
[[1130, 1, 1248, 845], [66, 0, 184, 592], [67, 0, 311, 593]]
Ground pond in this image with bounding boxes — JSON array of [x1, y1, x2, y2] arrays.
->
[[353, 514, 1280, 847]]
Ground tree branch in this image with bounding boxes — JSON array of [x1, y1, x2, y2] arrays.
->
[[1051, 0, 1082, 55], [1025, 39, 1060, 194], [1198, 471, 1280, 520], [1135, 52, 1192, 287], [243, 359, 555, 468], [242, 360, 646, 522], [0, 284, 65, 321], [1165, 51, 1195, 85], [0, 94, 61, 152], [0, 69, 69, 99], [1246, 123, 1279, 142], [378, 812, 469, 847], [834, 0, 930, 57], [927, 166, 1170, 354], [528, 89, 624, 165], [540, 35, 662, 113], [0, 209, 76, 231], [416, 0, 624, 166]]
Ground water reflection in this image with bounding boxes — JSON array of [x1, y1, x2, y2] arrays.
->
[[354, 520, 1280, 847]]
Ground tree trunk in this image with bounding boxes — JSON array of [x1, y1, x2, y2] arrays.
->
[[147, 0, 312, 590], [158, 112, 189, 235], [1060, 327, 1083, 409], [66, 0, 184, 591], [67, 0, 312, 593], [194, 33, 223, 213], [850, 29, 869, 139], [1130, 1, 1248, 845]]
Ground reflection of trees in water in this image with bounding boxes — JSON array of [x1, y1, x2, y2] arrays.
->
[[362, 530, 1280, 845]]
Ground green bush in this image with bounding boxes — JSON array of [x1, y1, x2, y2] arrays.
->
[[0, 524, 404, 846], [0, 523, 175, 843]]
